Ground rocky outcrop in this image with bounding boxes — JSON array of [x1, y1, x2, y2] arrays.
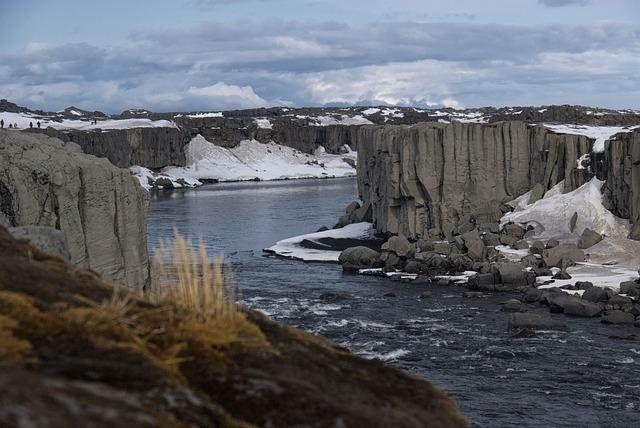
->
[[0, 130, 149, 288], [357, 121, 593, 239], [595, 129, 640, 238]]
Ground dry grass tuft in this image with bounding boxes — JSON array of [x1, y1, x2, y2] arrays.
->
[[149, 233, 267, 350]]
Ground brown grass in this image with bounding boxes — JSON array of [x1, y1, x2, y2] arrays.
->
[[148, 233, 266, 350]]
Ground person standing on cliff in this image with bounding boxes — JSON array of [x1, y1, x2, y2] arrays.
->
[[29, 122, 33, 128], [0, 119, 3, 128], [37, 121, 41, 128]]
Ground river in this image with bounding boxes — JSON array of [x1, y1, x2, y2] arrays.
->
[[148, 178, 640, 427]]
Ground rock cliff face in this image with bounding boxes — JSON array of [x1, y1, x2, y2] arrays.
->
[[357, 121, 593, 239], [33, 127, 190, 169], [595, 129, 640, 237], [0, 130, 149, 288]]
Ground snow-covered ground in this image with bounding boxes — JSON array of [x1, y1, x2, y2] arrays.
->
[[501, 177, 640, 292], [502, 178, 630, 241], [0, 111, 176, 130], [543, 124, 640, 152], [294, 114, 374, 126], [433, 110, 488, 123], [264, 222, 376, 262], [130, 135, 357, 190]]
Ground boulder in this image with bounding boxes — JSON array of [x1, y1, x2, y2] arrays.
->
[[575, 281, 594, 290], [530, 240, 545, 255], [499, 235, 518, 247], [461, 228, 486, 261], [503, 223, 526, 239], [514, 240, 529, 250], [582, 287, 611, 303], [520, 255, 541, 269], [577, 228, 603, 249], [508, 313, 567, 331], [602, 311, 635, 324], [562, 299, 602, 317], [497, 262, 531, 285], [8, 225, 71, 261], [552, 270, 572, 280], [523, 288, 543, 303], [448, 254, 474, 272], [384, 235, 413, 258], [620, 281, 640, 297], [546, 239, 559, 249], [481, 232, 501, 247], [338, 246, 381, 272], [542, 244, 585, 268]]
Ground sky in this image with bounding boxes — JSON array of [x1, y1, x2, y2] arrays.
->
[[0, 0, 639, 112]]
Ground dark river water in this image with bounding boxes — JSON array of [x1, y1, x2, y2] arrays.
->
[[148, 178, 640, 428]]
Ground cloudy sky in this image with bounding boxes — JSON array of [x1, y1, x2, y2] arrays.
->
[[1, 0, 638, 112]]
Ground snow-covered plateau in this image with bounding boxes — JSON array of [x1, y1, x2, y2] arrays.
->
[[131, 135, 358, 190], [0, 111, 176, 130]]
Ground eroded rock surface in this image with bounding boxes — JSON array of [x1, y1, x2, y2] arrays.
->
[[0, 130, 149, 288]]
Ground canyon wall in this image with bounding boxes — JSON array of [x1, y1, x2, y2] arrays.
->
[[0, 130, 149, 288], [596, 129, 640, 238], [357, 121, 593, 239], [33, 127, 190, 169]]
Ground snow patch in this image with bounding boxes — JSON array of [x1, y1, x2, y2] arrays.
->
[[501, 178, 629, 241], [543, 124, 639, 153], [254, 118, 273, 129], [186, 112, 223, 118], [264, 222, 376, 262]]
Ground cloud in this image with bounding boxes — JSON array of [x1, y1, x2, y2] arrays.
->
[[187, 82, 268, 108], [538, 0, 590, 7], [0, 19, 638, 111]]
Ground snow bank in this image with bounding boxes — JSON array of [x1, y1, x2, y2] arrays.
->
[[543, 124, 639, 152], [537, 263, 638, 293], [129, 166, 200, 190], [254, 118, 273, 129], [130, 135, 357, 189], [0, 111, 177, 130], [501, 178, 629, 241], [264, 222, 376, 262]]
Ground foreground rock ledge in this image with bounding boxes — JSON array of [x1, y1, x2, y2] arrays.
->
[[0, 226, 468, 428]]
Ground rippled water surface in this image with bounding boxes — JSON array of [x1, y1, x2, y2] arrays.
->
[[148, 178, 640, 427]]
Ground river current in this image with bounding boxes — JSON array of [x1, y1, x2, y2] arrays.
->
[[148, 178, 640, 427]]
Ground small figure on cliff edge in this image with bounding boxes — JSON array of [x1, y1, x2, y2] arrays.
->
[[8, 123, 12, 129], [37, 121, 41, 128], [14, 123, 18, 128], [29, 122, 33, 128], [0, 119, 3, 128]]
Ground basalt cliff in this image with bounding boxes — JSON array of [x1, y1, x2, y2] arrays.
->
[[356, 121, 593, 239], [0, 130, 149, 288]]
